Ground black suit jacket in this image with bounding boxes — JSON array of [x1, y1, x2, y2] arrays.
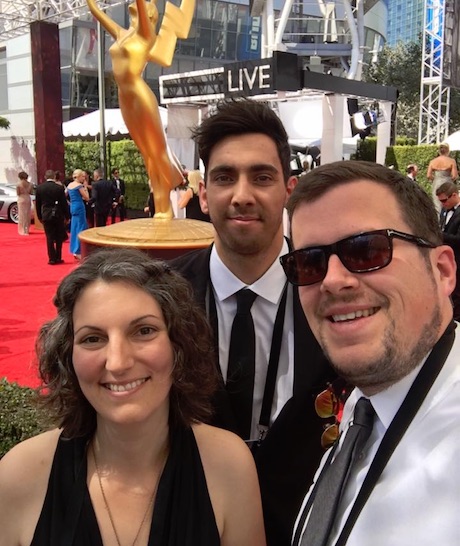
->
[[35, 180, 69, 223], [92, 179, 116, 214], [111, 177, 126, 201], [170, 246, 335, 546], [442, 207, 460, 317], [442, 206, 460, 250]]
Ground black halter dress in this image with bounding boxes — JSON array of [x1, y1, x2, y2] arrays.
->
[[31, 425, 220, 545]]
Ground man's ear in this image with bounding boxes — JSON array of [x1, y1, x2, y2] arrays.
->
[[199, 180, 209, 214], [434, 244, 457, 298], [285, 175, 298, 205]]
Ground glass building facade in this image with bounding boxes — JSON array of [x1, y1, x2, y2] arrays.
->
[[386, 0, 424, 46], [60, 0, 388, 119], [60, 0, 264, 118]]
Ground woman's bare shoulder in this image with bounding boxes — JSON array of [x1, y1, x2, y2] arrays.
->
[[191, 423, 258, 489], [0, 429, 60, 493], [191, 424, 266, 545], [192, 423, 253, 467], [0, 429, 61, 545]]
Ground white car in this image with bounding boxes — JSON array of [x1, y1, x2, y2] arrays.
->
[[0, 184, 35, 224]]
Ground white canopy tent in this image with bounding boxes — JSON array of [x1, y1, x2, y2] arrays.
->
[[445, 130, 460, 151], [62, 107, 168, 138], [289, 136, 360, 156], [278, 98, 360, 158]]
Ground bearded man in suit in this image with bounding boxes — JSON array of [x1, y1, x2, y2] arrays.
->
[[287, 162, 459, 546], [170, 99, 334, 546]]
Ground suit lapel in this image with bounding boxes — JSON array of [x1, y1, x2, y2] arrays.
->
[[188, 246, 212, 309], [445, 206, 460, 231]]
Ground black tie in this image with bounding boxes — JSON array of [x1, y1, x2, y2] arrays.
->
[[227, 289, 257, 439], [300, 397, 375, 546]]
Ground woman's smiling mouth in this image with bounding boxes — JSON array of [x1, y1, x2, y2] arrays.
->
[[102, 378, 149, 392]]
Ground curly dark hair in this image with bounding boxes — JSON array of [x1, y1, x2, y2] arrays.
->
[[36, 248, 218, 438], [192, 98, 292, 183]]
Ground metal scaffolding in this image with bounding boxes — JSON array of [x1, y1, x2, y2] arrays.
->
[[418, 0, 450, 144], [250, 0, 374, 80], [0, 0, 127, 40]]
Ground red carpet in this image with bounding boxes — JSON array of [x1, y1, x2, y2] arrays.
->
[[0, 222, 78, 387]]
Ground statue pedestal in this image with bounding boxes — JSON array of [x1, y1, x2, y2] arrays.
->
[[79, 217, 214, 260]]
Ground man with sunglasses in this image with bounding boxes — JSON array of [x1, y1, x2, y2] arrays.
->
[[282, 161, 459, 545], [437, 181, 460, 320], [171, 99, 335, 546]]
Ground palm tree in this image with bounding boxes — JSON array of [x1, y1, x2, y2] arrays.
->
[[0, 116, 10, 129]]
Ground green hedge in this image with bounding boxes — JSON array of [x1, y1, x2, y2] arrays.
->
[[386, 144, 460, 194], [354, 137, 418, 164], [0, 379, 50, 458], [353, 138, 460, 194], [385, 144, 437, 194], [64, 140, 101, 173], [65, 139, 150, 210]]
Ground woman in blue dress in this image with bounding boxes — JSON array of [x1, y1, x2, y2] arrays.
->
[[66, 169, 89, 259]]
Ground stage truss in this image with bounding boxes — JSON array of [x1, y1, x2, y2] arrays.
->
[[418, 0, 450, 144], [0, 0, 128, 40]]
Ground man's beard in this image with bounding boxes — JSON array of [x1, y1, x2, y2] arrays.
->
[[323, 301, 443, 395]]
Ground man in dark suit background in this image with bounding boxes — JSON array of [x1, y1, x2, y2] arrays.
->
[[437, 181, 460, 319], [92, 168, 116, 227], [110, 167, 126, 223], [35, 169, 69, 265], [406, 163, 418, 182], [170, 100, 334, 546]]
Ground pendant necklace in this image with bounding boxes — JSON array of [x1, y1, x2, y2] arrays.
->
[[91, 443, 165, 546]]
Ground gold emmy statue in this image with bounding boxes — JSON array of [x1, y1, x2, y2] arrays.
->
[[79, 0, 214, 258]]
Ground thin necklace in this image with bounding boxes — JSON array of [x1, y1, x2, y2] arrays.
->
[[91, 443, 165, 546]]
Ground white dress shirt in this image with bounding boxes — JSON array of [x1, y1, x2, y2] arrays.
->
[[209, 240, 294, 440], [294, 328, 460, 545]]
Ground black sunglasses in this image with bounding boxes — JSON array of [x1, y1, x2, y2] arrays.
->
[[280, 229, 436, 286], [439, 196, 452, 203]]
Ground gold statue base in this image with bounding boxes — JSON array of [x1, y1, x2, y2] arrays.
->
[[79, 218, 214, 260]]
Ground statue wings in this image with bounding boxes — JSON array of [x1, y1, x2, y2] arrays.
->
[[148, 0, 195, 67]]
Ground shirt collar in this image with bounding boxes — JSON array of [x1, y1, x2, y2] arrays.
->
[[210, 239, 289, 304], [343, 355, 428, 431]]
